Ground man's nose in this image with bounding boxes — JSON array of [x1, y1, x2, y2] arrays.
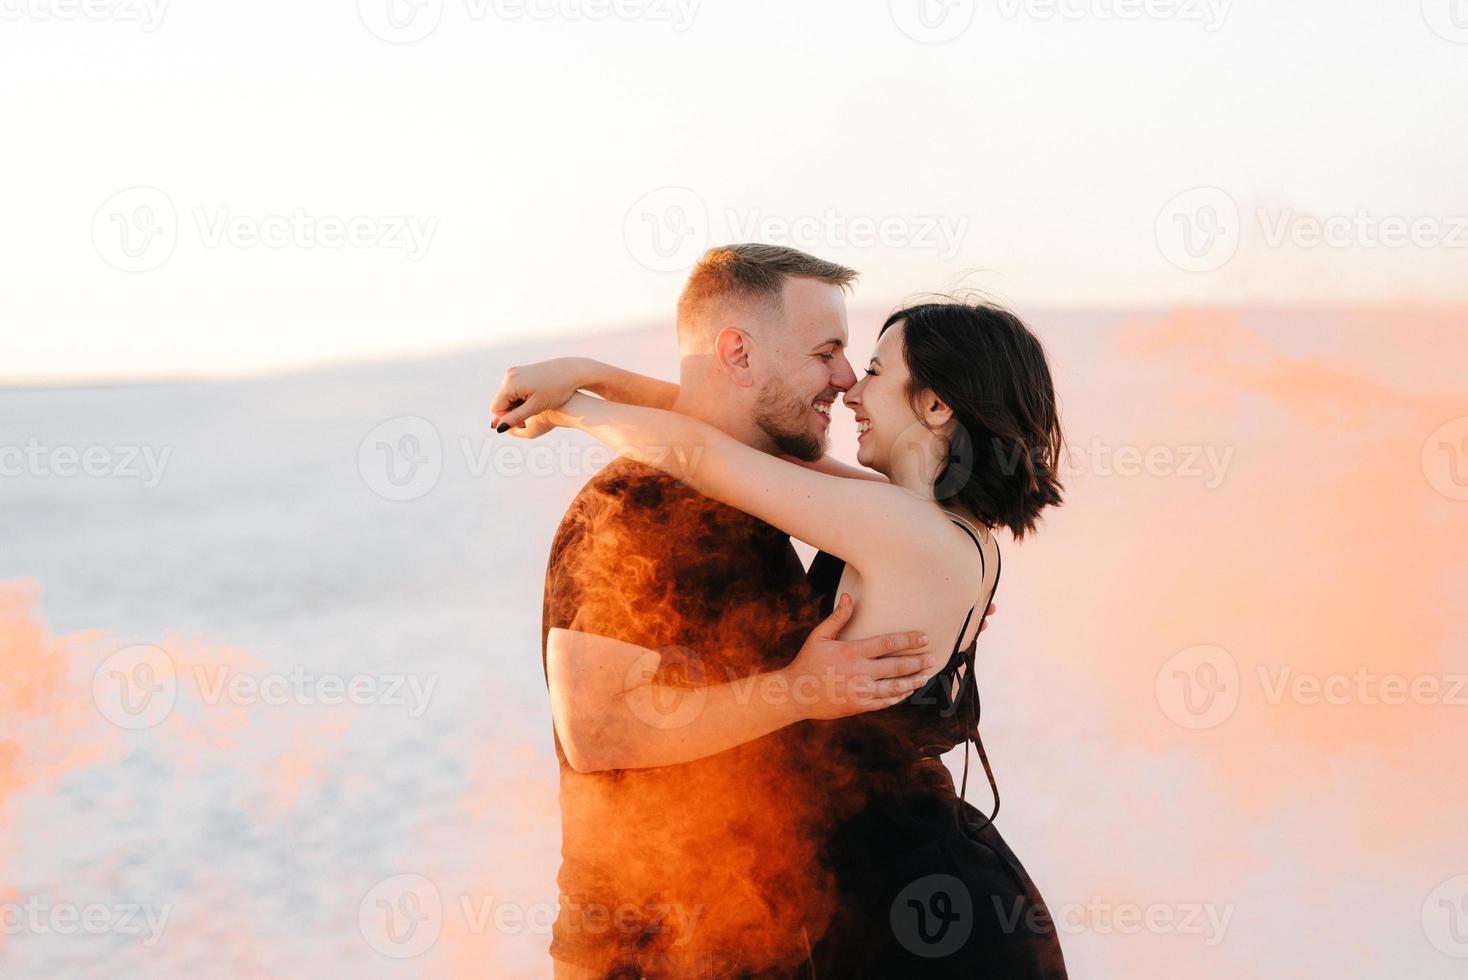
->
[[830, 354, 857, 392]]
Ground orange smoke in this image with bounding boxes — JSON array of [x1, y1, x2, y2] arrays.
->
[[0, 582, 125, 877], [977, 307, 1468, 978], [541, 460, 839, 975]]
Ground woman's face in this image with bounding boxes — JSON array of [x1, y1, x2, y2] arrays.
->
[[842, 322, 922, 475]]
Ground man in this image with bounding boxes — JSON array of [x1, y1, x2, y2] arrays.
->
[[501, 245, 931, 978]]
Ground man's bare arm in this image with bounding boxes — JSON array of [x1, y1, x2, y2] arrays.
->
[[547, 596, 935, 773]]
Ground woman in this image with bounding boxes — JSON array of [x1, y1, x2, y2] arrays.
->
[[498, 299, 1068, 978]]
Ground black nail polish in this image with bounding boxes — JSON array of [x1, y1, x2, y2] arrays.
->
[[496, 423, 510, 434]]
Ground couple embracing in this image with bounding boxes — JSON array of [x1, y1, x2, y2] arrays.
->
[[492, 244, 1069, 979]]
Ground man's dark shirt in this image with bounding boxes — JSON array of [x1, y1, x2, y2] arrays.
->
[[541, 459, 828, 974]]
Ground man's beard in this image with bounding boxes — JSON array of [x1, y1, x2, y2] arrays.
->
[[754, 376, 825, 462]]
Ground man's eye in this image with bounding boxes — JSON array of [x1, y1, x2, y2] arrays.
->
[[818, 353, 835, 361]]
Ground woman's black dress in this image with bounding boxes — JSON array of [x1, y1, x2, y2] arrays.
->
[[804, 522, 1068, 978]]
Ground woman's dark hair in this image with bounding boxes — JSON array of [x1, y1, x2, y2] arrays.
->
[[880, 299, 1064, 539]]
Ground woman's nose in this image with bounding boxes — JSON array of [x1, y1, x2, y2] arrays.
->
[[843, 379, 864, 408]]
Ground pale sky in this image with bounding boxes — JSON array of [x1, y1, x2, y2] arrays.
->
[[2, 0, 1465, 383]]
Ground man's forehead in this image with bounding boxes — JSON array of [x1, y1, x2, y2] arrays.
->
[[793, 318, 849, 351], [781, 277, 850, 345]]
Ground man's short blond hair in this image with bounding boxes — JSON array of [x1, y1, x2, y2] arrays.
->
[[675, 244, 858, 353]]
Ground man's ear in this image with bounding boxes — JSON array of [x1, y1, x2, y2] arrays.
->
[[714, 327, 757, 387]]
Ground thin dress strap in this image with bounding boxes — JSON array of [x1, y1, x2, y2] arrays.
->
[[948, 518, 1002, 833]]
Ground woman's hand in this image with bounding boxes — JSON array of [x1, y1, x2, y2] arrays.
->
[[491, 357, 599, 437], [779, 594, 937, 721]]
